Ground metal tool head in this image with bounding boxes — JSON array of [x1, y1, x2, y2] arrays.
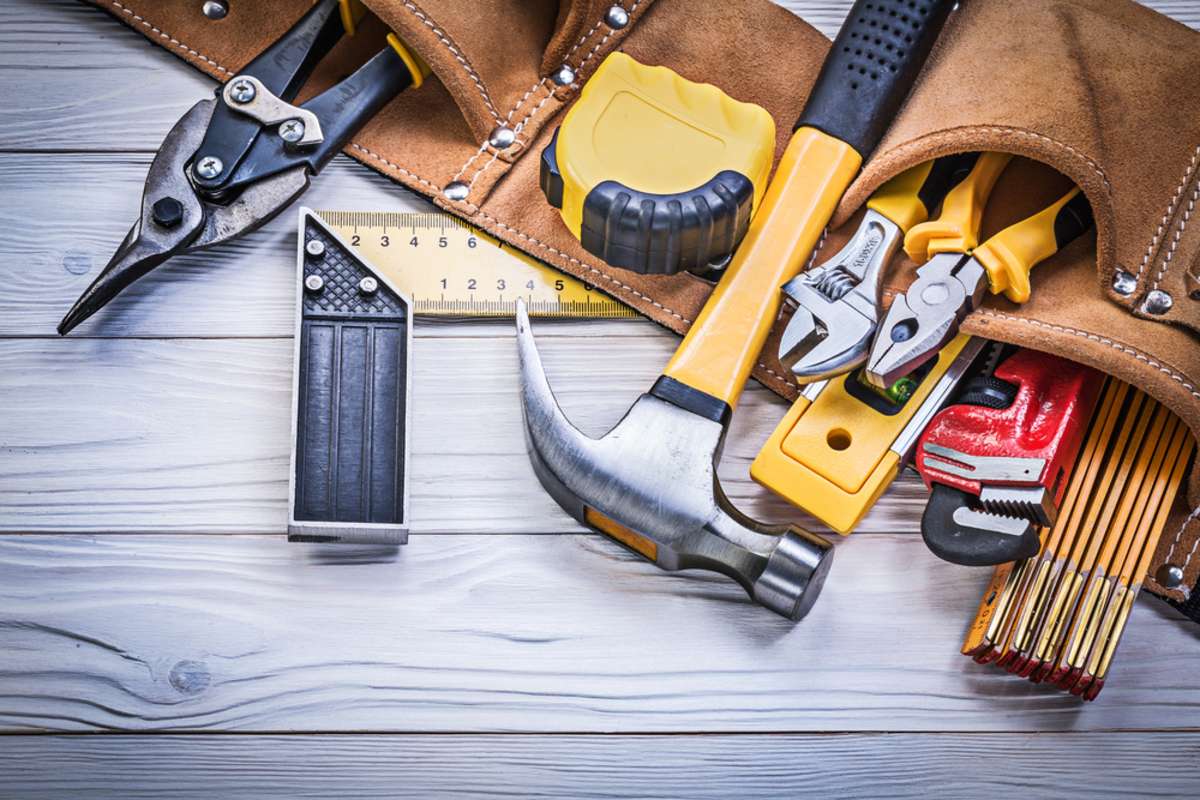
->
[[778, 210, 901, 381], [921, 483, 1042, 567], [57, 100, 214, 334], [516, 301, 833, 620], [865, 252, 987, 389], [58, 99, 311, 335]]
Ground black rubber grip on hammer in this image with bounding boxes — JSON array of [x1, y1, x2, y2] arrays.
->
[[796, 0, 956, 159]]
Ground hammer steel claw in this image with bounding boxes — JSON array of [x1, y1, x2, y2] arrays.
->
[[517, 302, 833, 620]]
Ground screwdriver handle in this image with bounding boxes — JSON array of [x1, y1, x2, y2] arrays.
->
[[974, 187, 1094, 304], [797, 0, 957, 160], [904, 152, 1013, 262], [867, 153, 980, 233]]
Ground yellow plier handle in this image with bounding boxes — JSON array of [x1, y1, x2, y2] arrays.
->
[[975, 187, 1094, 303], [867, 154, 977, 234], [903, 152, 1013, 262]]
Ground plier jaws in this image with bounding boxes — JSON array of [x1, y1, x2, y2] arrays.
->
[[57, 100, 312, 334], [865, 251, 987, 389], [59, 0, 427, 334]]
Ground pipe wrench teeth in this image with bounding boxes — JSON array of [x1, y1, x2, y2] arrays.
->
[[915, 348, 1106, 567], [978, 485, 1056, 528]]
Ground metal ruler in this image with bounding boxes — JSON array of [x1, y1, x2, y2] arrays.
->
[[318, 210, 637, 318]]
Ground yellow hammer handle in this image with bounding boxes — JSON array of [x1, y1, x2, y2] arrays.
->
[[904, 152, 1012, 262], [662, 128, 862, 407], [974, 187, 1091, 303]]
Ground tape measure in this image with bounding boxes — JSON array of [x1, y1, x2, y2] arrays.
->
[[539, 52, 776, 276], [317, 210, 638, 318]]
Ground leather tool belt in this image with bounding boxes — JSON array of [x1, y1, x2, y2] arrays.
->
[[88, 0, 1200, 614]]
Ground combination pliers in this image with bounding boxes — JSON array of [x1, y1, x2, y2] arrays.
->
[[865, 153, 1095, 389], [59, 0, 428, 334], [777, 153, 978, 381]]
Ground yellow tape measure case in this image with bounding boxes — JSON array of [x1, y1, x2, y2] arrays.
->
[[540, 53, 776, 277]]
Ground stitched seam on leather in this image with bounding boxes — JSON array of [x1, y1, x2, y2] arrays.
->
[[577, 1, 642, 76], [401, 0, 501, 123], [805, 228, 831, 270], [1163, 505, 1200, 583], [349, 143, 441, 192], [878, 126, 1113, 196], [454, 2, 643, 195], [108, 1, 231, 74], [463, 149, 503, 189], [974, 309, 1200, 400], [1137, 143, 1200, 285], [481, 2, 643, 185], [473, 210, 692, 323], [452, 143, 491, 184], [1150, 175, 1200, 294]]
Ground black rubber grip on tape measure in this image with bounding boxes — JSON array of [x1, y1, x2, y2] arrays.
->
[[796, 0, 956, 159], [580, 173, 754, 276], [539, 129, 755, 276]]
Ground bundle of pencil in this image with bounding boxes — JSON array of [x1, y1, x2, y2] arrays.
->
[[961, 378, 1195, 700]]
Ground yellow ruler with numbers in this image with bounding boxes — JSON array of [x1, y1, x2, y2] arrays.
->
[[318, 210, 637, 318]]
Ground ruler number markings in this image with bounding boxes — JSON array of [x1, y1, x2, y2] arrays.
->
[[319, 210, 636, 318]]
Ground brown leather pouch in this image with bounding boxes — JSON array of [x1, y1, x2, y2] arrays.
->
[[86, 0, 1200, 607]]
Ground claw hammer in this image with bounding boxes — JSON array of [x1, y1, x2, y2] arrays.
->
[[517, 0, 957, 619]]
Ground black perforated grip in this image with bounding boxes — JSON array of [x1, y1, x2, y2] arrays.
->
[[796, 0, 956, 159]]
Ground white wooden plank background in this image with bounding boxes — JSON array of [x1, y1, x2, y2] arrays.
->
[[2, 1, 1200, 797], [1, 733, 1197, 799]]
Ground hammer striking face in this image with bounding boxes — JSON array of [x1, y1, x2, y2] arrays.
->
[[516, 302, 832, 620]]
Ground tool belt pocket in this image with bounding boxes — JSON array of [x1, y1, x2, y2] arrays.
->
[[792, 0, 1200, 606], [344, 0, 655, 210]]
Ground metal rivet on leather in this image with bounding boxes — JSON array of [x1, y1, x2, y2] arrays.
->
[[605, 5, 630, 29], [443, 181, 470, 202], [202, 1, 229, 20], [552, 64, 576, 86], [1156, 563, 1185, 590], [1143, 289, 1173, 315], [1111, 269, 1137, 296], [488, 126, 516, 149]]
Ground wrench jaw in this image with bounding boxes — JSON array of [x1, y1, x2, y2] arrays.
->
[[516, 301, 834, 620], [921, 484, 1042, 567], [778, 210, 900, 381], [781, 304, 876, 382]]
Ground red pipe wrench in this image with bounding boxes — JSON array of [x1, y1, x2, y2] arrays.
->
[[916, 347, 1105, 566]]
